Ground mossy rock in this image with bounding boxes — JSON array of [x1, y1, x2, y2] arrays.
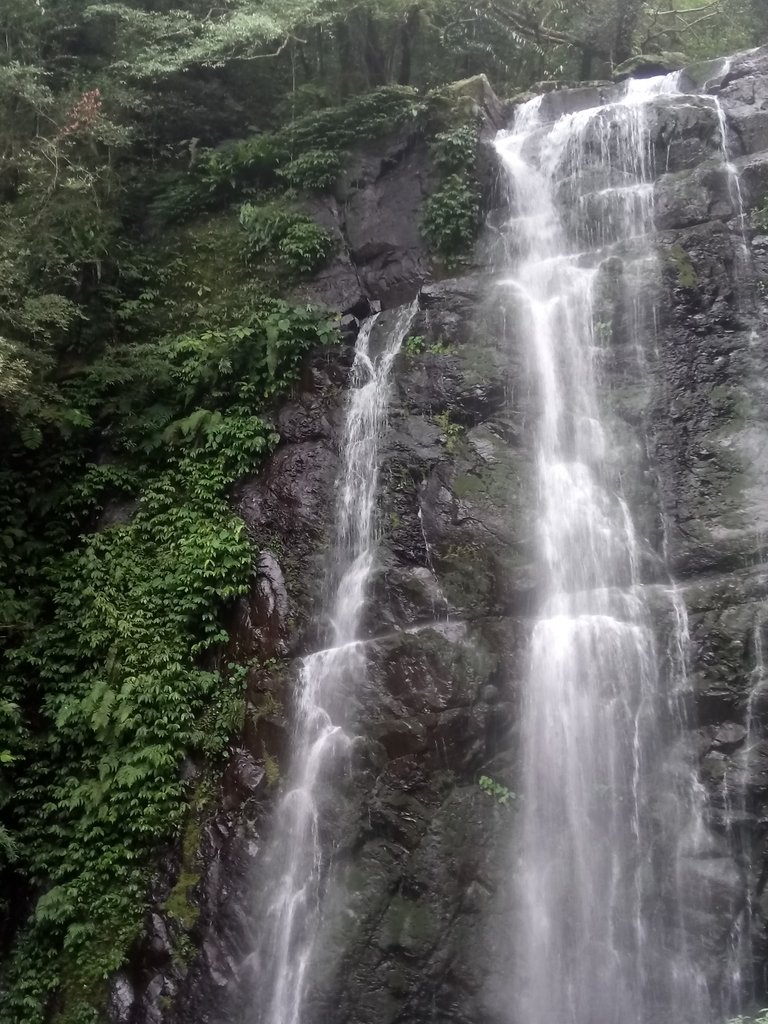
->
[[666, 243, 698, 289], [452, 461, 514, 509], [427, 74, 503, 127], [164, 814, 202, 932], [441, 74, 499, 109], [613, 52, 687, 81], [438, 543, 497, 615], [379, 894, 437, 955]]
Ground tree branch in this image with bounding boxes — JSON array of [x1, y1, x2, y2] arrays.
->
[[217, 34, 307, 63], [650, 1, 719, 16], [484, 0, 608, 58]]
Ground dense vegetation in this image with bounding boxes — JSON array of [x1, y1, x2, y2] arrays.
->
[[0, 0, 766, 1020]]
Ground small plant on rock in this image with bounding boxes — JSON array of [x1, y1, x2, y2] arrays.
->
[[435, 410, 464, 452], [753, 192, 768, 233], [404, 334, 427, 355], [479, 775, 515, 806]]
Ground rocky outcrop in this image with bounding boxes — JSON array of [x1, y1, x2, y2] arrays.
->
[[111, 45, 768, 1024]]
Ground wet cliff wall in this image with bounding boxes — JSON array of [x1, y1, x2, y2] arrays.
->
[[111, 48, 768, 1024]]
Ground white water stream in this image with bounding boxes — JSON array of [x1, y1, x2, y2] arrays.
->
[[246, 302, 416, 1024], [494, 74, 725, 1024]]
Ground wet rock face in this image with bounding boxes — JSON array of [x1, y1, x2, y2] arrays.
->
[[291, 131, 436, 313], [638, 51, 768, 1002], [113, 46, 768, 1024]]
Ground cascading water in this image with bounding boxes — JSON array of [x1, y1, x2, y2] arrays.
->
[[494, 77, 718, 1024], [243, 302, 416, 1024], [709, 57, 754, 311]]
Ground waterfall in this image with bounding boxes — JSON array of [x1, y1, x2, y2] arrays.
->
[[494, 76, 716, 1024], [244, 302, 416, 1024], [709, 57, 754, 312]]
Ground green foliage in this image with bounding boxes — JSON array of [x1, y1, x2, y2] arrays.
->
[[423, 119, 481, 262], [478, 775, 515, 806], [428, 337, 452, 355], [164, 788, 211, 934], [2, 0, 765, 1017], [434, 411, 464, 453], [404, 334, 427, 355], [172, 85, 424, 211], [0, 436, 262, 1023], [239, 202, 334, 277], [285, 85, 423, 151], [753, 197, 768, 233], [666, 243, 698, 289], [638, 0, 767, 61], [423, 175, 480, 260], [278, 222, 335, 276], [430, 123, 479, 174], [277, 148, 345, 191], [0, 298, 337, 1022], [404, 333, 452, 356]]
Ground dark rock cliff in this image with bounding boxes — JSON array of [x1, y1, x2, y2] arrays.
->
[[110, 49, 768, 1024]]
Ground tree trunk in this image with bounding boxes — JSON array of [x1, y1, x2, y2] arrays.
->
[[579, 44, 594, 80], [397, 5, 421, 86], [334, 20, 353, 98], [614, 0, 644, 65], [364, 12, 388, 86], [315, 25, 324, 79]]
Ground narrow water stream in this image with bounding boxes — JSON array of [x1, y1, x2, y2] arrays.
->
[[246, 303, 416, 1024]]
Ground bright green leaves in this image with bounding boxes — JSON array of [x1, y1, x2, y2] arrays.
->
[[429, 123, 479, 174], [277, 148, 345, 191], [58, 301, 334, 457], [238, 202, 334, 277], [0, 436, 257, 1022], [0, 297, 336, 1023], [423, 173, 481, 262], [423, 119, 482, 263], [478, 775, 516, 806]]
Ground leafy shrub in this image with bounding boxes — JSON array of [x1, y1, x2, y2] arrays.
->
[[203, 133, 290, 192], [238, 202, 333, 276], [272, 83, 332, 123], [155, 87, 425, 220], [423, 113, 482, 261], [287, 86, 422, 149], [277, 148, 344, 191], [146, 174, 219, 225], [430, 123, 478, 174], [422, 174, 480, 261], [278, 222, 334, 274]]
